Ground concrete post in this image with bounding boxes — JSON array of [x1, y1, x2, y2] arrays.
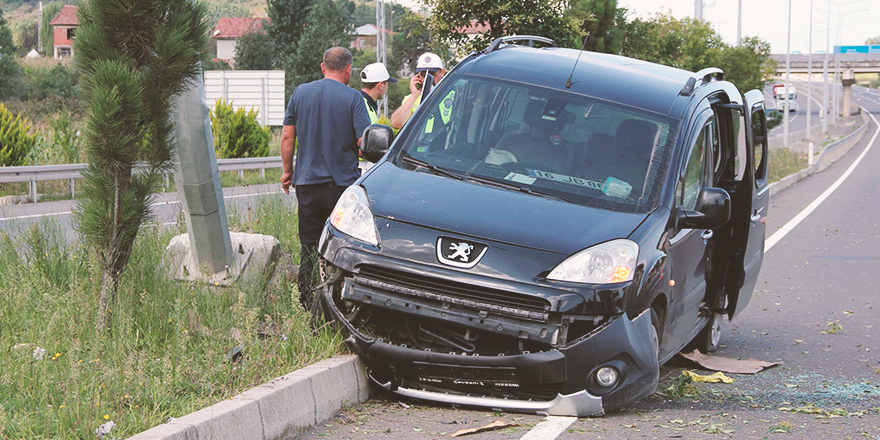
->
[[842, 67, 854, 118], [173, 67, 233, 275]]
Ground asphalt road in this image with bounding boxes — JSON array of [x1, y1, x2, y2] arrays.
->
[[300, 109, 880, 439], [765, 82, 824, 136]]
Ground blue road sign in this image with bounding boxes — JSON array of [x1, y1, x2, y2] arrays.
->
[[835, 45, 880, 54]]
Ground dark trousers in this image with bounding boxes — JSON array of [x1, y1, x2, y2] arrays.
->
[[295, 183, 346, 307]]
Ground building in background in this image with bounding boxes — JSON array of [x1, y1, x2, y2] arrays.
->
[[49, 5, 78, 59], [351, 24, 394, 50], [211, 17, 269, 67]]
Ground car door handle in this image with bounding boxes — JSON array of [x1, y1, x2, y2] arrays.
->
[[750, 214, 762, 225], [701, 229, 713, 245]]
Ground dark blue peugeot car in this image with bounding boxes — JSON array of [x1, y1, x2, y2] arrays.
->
[[317, 36, 770, 416]]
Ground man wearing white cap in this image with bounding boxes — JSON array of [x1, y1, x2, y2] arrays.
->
[[359, 62, 398, 124], [390, 52, 451, 131]]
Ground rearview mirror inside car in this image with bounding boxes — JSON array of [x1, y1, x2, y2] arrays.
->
[[360, 124, 394, 163], [677, 187, 731, 230]]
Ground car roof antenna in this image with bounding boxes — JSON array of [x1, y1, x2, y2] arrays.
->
[[565, 33, 590, 89]]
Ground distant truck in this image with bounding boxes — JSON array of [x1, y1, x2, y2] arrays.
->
[[773, 84, 799, 113]]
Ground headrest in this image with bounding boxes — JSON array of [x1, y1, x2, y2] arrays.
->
[[615, 119, 659, 161]]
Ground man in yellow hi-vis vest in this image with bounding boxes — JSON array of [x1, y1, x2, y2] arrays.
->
[[390, 52, 452, 132], [358, 62, 397, 124]]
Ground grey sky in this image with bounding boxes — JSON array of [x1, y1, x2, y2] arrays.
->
[[619, 0, 880, 54]]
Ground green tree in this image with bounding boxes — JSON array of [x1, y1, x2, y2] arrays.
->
[[715, 36, 774, 94], [12, 19, 39, 55], [0, 9, 20, 100], [73, 0, 208, 331], [205, 1, 251, 29], [390, 9, 451, 74], [234, 30, 275, 70], [268, 0, 314, 70], [568, 0, 621, 54], [40, 2, 63, 56], [425, 0, 580, 54], [288, 0, 353, 88]]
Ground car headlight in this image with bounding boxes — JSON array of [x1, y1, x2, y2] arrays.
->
[[329, 186, 379, 246], [548, 239, 638, 284]]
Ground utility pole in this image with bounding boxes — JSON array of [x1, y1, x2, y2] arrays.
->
[[736, 0, 742, 45], [822, 0, 830, 134], [38, 2, 42, 54], [807, 0, 813, 139], [695, 0, 703, 21], [376, 0, 387, 118], [832, 4, 840, 125], [784, 0, 791, 149]]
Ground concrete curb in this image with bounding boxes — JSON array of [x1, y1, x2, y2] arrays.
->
[[129, 355, 369, 440], [767, 111, 871, 197]]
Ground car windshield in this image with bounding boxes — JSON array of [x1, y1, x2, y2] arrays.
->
[[394, 75, 678, 213]]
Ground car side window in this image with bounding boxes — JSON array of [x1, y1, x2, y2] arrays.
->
[[751, 107, 769, 186], [680, 121, 712, 211]]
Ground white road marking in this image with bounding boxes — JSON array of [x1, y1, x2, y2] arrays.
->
[[0, 190, 284, 222], [766, 108, 880, 251], [519, 416, 578, 440]]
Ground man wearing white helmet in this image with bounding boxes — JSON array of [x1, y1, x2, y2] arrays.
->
[[359, 62, 398, 124], [390, 52, 453, 131]]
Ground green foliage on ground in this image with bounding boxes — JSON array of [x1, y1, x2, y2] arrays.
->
[[39, 2, 62, 56], [0, 200, 343, 438], [768, 148, 806, 183], [233, 30, 274, 70], [210, 99, 271, 159], [0, 103, 37, 166], [73, 0, 209, 331]]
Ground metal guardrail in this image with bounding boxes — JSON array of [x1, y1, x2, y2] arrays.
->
[[0, 156, 284, 203]]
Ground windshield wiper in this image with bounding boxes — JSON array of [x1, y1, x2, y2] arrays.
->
[[464, 174, 569, 204], [401, 154, 465, 181]]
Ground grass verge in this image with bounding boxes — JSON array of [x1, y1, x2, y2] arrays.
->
[[0, 197, 342, 438], [768, 148, 807, 183]]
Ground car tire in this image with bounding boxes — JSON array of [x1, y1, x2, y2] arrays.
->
[[689, 295, 726, 353]]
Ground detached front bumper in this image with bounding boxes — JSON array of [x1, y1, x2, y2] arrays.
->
[[323, 285, 659, 417]]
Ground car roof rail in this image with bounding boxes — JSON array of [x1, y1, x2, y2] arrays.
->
[[484, 35, 556, 53], [680, 67, 724, 96]]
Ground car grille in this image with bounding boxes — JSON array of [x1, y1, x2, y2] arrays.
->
[[356, 265, 550, 314]]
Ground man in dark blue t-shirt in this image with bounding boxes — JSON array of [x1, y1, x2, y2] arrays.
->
[[280, 47, 371, 308]]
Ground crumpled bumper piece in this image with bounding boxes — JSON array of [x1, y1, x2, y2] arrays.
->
[[371, 374, 604, 417]]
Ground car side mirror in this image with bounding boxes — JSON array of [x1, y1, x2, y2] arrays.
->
[[360, 124, 394, 163], [677, 187, 731, 230]]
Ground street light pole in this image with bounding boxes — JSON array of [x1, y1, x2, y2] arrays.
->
[[807, 0, 813, 139], [833, 5, 842, 122], [695, 0, 703, 21], [823, 0, 830, 134], [737, 0, 742, 45], [784, 0, 791, 149]]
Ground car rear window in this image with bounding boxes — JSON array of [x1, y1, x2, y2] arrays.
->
[[395, 75, 679, 213]]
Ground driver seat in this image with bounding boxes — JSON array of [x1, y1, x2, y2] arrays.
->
[[492, 100, 568, 172]]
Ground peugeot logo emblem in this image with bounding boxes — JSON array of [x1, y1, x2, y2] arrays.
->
[[437, 237, 488, 268]]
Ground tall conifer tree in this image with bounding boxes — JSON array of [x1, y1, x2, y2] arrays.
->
[[73, 0, 207, 330]]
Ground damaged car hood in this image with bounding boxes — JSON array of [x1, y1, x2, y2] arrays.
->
[[362, 163, 648, 255]]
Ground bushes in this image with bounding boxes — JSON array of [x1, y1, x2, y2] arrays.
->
[[0, 103, 37, 166], [209, 99, 271, 158]]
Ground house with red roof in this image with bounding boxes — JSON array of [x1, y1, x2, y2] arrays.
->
[[211, 17, 269, 67], [49, 5, 79, 59]]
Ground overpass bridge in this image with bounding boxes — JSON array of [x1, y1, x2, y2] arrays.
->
[[771, 53, 880, 74], [771, 53, 879, 118]]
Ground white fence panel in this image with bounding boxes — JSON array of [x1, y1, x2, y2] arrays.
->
[[204, 70, 287, 126]]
